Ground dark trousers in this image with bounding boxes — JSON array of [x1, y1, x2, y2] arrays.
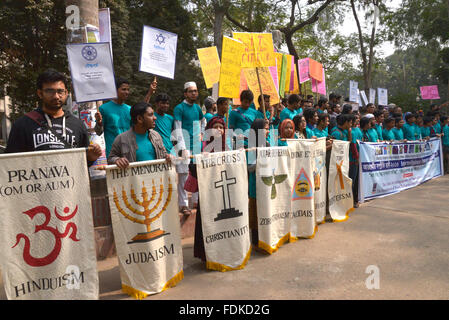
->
[[349, 162, 359, 204]]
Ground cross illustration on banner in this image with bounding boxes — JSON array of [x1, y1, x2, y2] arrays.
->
[[213, 170, 242, 222]]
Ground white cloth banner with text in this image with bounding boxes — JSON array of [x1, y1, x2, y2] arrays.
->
[[0, 149, 99, 300], [256, 147, 291, 254], [105, 160, 183, 299], [328, 140, 354, 222], [196, 150, 251, 271]]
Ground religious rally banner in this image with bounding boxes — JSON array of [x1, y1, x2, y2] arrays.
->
[[312, 68, 326, 96], [243, 67, 280, 108], [98, 8, 113, 60], [195, 150, 251, 272], [360, 90, 369, 106], [139, 25, 178, 79], [369, 88, 376, 104], [308, 58, 323, 82], [420, 85, 440, 100], [284, 54, 293, 93], [287, 140, 317, 239], [105, 160, 183, 299], [358, 138, 443, 203], [311, 138, 327, 224], [219, 36, 244, 98], [232, 32, 276, 68], [256, 147, 291, 254], [0, 149, 99, 300], [328, 140, 354, 222], [197, 46, 221, 89], [378, 88, 388, 105], [66, 42, 117, 103]]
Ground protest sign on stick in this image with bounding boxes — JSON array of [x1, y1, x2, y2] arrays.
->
[[197, 46, 221, 89], [139, 25, 178, 79], [219, 36, 244, 99], [67, 42, 117, 103], [420, 85, 440, 100]]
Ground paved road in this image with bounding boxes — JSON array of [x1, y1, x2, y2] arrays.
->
[[2, 175, 449, 300]]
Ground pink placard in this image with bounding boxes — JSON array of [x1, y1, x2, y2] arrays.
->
[[299, 58, 310, 83], [420, 85, 440, 100], [289, 57, 295, 91], [269, 65, 279, 92]]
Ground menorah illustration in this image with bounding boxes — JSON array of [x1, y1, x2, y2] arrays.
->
[[113, 178, 173, 244]]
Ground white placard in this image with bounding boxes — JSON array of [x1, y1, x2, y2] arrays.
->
[[369, 88, 376, 104], [349, 80, 359, 103], [378, 88, 388, 106], [139, 25, 178, 79], [66, 42, 117, 103], [99, 8, 113, 60], [360, 90, 368, 105]]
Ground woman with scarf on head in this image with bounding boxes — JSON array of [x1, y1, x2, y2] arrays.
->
[[185, 116, 229, 262], [247, 118, 270, 249], [278, 119, 296, 146]]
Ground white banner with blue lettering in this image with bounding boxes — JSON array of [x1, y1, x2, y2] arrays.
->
[[358, 138, 443, 202]]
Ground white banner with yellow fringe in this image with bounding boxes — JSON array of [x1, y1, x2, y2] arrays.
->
[[311, 138, 327, 224], [328, 140, 354, 222], [287, 140, 317, 239], [195, 149, 251, 271], [256, 147, 291, 254], [0, 149, 99, 300], [105, 160, 183, 299]]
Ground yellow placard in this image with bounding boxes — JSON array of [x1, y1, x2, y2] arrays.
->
[[292, 63, 300, 94], [197, 46, 221, 89], [243, 67, 280, 109], [219, 36, 244, 98], [232, 32, 276, 68], [275, 52, 283, 89]]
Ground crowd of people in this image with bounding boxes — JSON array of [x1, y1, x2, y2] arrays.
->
[[5, 69, 449, 264]]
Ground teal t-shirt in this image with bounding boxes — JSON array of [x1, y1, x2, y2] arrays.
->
[[442, 125, 449, 146], [154, 112, 174, 153], [402, 122, 421, 141], [392, 127, 404, 140], [331, 127, 348, 141], [434, 122, 441, 134], [313, 127, 328, 138], [420, 126, 431, 139], [134, 132, 156, 162], [229, 107, 259, 133], [375, 124, 383, 141], [173, 101, 204, 152], [350, 127, 363, 163], [306, 127, 315, 139], [367, 128, 379, 142], [204, 112, 215, 123], [382, 128, 395, 141], [99, 100, 131, 157], [279, 108, 298, 123]]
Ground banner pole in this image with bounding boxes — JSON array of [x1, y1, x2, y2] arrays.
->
[[255, 67, 267, 120]]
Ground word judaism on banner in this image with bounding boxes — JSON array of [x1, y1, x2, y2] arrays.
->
[[232, 32, 276, 68], [113, 179, 173, 244]]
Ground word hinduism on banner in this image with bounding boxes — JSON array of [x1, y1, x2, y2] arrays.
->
[[0, 149, 99, 300], [197, 46, 221, 89], [105, 160, 183, 299], [195, 150, 251, 272]]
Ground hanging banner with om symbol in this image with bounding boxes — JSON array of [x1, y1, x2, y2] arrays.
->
[[105, 159, 183, 300], [0, 148, 99, 300]]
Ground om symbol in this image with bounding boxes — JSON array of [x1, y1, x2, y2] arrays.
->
[[12, 205, 80, 267]]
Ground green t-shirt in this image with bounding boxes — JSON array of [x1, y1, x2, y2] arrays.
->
[[330, 127, 348, 141], [279, 108, 298, 123], [367, 128, 379, 142], [313, 127, 328, 138], [442, 125, 449, 146], [134, 131, 156, 162], [204, 112, 215, 123], [99, 100, 131, 157], [375, 124, 383, 141], [229, 107, 259, 133]]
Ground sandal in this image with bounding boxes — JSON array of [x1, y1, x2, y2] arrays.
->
[[180, 206, 191, 216]]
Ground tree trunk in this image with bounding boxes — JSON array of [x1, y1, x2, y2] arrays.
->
[[213, 5, 226, 58], [65, 0, 99, 43]]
